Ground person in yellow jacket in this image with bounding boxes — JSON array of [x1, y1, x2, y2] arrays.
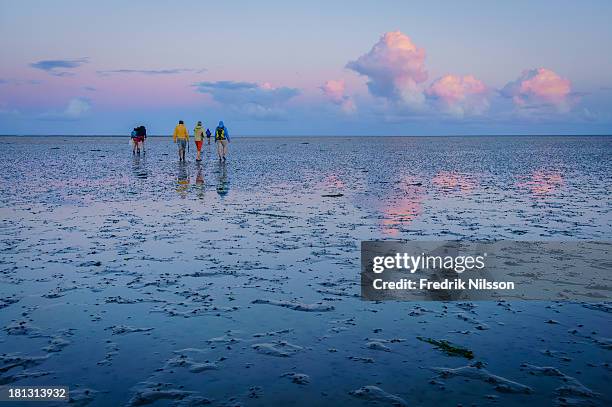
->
[[173, 120, 189, 162]]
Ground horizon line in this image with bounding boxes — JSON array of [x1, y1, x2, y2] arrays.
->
[[1, 134, 612, 138]]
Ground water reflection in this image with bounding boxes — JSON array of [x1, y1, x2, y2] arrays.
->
[[320, 174, 345, 191], [432, 171, 475, 194], [216, 161, 229, 197], [176, 162, 189, 198], [381, 175, 425, 236], [132, 154, 148, 179], [518, 170, 564, 196], [195, 162, 205, 199]]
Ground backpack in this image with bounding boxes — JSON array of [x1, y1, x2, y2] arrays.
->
[[215, 127, 225, 140]]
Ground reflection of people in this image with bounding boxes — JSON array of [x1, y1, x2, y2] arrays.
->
[[193, 121, 205, 161], [195, 161, 204, 199], [132, 153, 148, 179], [173, 120, 189, 162], [214, 121, 230, 161], [176, 162, 189, 198], [216, 160, 229, 196]]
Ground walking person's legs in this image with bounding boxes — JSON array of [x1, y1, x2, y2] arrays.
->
[[221, 139, 228, 160], [195, 141, 202, 161], [216, 141, 223, 161]]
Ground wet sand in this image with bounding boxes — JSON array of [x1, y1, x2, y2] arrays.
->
[[0, 136, 611, 406]]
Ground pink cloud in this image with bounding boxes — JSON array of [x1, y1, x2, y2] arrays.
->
[[426, 74, 489, 117], [320, 79, 356, 113], [502, 68, 572, 112], [320, 80, 346, 103], [346, 31, 427, 106]]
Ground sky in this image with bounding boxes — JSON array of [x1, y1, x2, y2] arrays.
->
[[1, 0, 612, 136]]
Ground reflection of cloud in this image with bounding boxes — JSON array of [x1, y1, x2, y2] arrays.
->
[[30, 58, 89, 76], [320, 80, 356, 113], [38, 97, 92, 121], [382, 201, 422, 237], [320, 174, 346, 191], [97, 68, 206, 76], [381, 175, 424, 236], [502, 68, 573, 112], [517, 170, 564, 196], [432, 171, 475, 194], [426, 75, 489, 117], [347, 31, 427, 107], [194, 81, 299, 120]]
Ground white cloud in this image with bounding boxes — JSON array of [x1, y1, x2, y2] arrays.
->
[[64, 98, 92, 118], [39, 97, 92, 121], [346, 31, 427, 108], [425, 74, 489, 117]]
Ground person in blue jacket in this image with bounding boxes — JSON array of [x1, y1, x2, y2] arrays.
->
[[214, 121, 230, 161]]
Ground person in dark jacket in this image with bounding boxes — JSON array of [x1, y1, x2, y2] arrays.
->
[[138, 126, 147, 154]]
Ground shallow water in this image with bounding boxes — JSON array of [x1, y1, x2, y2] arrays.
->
[[0, 136, 611, 406]]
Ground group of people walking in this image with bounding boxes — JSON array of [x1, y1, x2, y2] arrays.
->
[[130, 120, 230, 162], [173, 120, 230, 162]]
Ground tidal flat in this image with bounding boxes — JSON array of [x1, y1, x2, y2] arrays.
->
[[0, 136, 610, 406]]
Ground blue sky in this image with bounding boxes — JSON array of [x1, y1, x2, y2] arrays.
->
[[1, 0, 611, 135]]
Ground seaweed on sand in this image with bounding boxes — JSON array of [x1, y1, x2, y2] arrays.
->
[[417, 336, 474, 359]]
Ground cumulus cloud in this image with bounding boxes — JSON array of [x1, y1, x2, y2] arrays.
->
[[502, 68, 572, 112], [97, 68, 206, 76], [346, 31, 427, 107], [194, 80, 299, 120], [39, 97, 92, 121], [426, 74, 489, 117], [320, 79, 356, 113], [346, 33, 580, 120], [30, 58, 89, 76]]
